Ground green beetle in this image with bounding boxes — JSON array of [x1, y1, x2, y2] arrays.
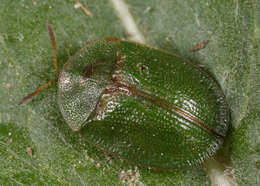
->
[[20, 23, 229, 170]]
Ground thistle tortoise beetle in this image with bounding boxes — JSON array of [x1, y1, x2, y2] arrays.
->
[[20, 23, 229, 170]]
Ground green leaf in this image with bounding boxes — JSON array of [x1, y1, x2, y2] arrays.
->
[[0, 0, 259, 185]]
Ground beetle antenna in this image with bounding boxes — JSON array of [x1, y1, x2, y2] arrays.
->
[[18, 78, 58, 105], [18, 21, 61, 105], [46, 21, 59, 75]]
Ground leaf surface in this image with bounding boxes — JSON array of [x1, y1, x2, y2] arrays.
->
[[0, 0, 259, 185]]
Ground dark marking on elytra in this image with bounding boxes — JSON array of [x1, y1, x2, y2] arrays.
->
[[82, 61, 97, 78], [82, 59, 106, 78]]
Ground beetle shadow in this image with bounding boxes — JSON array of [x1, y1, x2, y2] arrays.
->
[[110, 156, 211, 180], [215, 117, 233, 165]]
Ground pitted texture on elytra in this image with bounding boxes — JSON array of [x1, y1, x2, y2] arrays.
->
[[58, 39, 229, 169]]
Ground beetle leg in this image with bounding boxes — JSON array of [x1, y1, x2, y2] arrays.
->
[[19, 22, 60, 105]]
